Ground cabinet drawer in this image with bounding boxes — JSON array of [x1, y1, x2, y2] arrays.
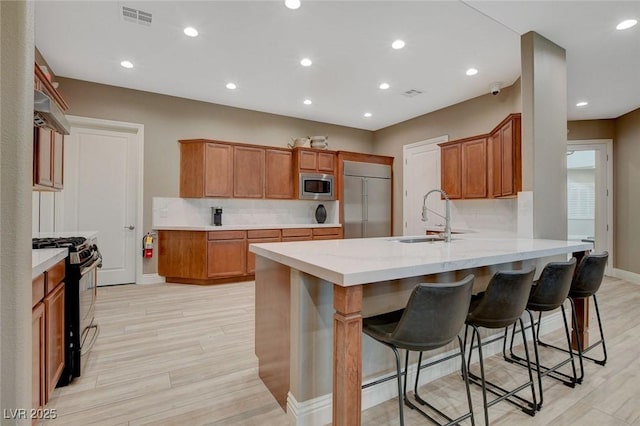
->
[[32, 274, 45, 308], [312, 227, 342, 237], [282, 228, 312, 238], [247, 229, 281, 239], [208, 230, 246, 240], [46, 260, 65, 294]]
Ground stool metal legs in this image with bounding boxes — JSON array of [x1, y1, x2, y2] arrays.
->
[[465, 319, 538, 425]]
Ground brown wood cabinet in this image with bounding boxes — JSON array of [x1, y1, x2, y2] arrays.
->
[[234, 146, 265, 198], [294, 147, 336, 173], [489, 114, 522, 198], [33, 63, 67, 192], [207, 231, 247, 278], [265, 149, 294, 199], [32, 258, 66, 411], [32, 302, 45, 413], [180, 142, 234, 198], [281, 228, 313, 242], [461, 137, 487, 199], [312, 227, 343, 240], [439, 143, 462, 199], [439, 114, 520, 200], [158, 227, 342, 284], [44, 281, 65, 400], [247, 229, 281, 274]]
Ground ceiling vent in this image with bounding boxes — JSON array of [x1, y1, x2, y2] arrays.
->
[[401, 89, 423, 98], [122, 6, 152, 26]]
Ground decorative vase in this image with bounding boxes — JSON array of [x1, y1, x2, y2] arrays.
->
[[315, 204, 327, 224]]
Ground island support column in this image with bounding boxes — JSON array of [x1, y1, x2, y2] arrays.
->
[[333, 284, 363, 426]]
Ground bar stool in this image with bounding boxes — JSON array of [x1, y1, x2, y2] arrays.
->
[[503, 258, 577, 409], [363, 275, 475, 426], [464, 268, 537, 425], [538, 251, 609, 383]]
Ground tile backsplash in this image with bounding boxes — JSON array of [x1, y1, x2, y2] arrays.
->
[[153, 197, 339, 227], [449, 197, 518, 232]]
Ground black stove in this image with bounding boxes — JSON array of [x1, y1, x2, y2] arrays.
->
[[32, 236, 97, 265], [32, 235, 101, 386]]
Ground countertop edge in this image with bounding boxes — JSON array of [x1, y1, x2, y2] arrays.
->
[[32, 248, 67, 279]]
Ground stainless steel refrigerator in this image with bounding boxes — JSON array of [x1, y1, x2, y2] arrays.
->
[[343, 160, 392, 238]]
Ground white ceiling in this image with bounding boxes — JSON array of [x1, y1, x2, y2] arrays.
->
[[35, 1, 639, 131]]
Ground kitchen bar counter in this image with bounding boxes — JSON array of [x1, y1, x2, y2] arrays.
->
[[154, 223, 341, 231], [251, 235, 592, 425]]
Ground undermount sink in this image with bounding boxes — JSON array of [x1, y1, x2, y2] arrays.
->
[[389, 236, 447, 243]]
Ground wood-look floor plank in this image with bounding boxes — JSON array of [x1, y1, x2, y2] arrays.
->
[[43, 277, 638, 426]]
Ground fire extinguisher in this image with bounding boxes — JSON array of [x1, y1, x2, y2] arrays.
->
[[143, 232, 154, 258]]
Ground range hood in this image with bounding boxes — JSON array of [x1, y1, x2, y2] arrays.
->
[[34, 89, 70, 135]]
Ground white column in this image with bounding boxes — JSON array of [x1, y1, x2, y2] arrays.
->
[[520, 31, 568, 240], [1, 0, 35, 419]]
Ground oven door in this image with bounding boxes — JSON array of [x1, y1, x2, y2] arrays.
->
[[78, 255, 100, 360]]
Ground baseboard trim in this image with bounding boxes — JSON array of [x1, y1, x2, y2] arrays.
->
[[285, 313, 563, 425], [138, 273, 165, 285], [611, 268, 640, 284]]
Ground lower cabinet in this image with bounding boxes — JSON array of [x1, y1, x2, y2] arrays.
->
[[32, 302, 46, 412], [207, 231, 247, 278], [158, 227, 342, 283], [32, 259, 66, 412], [44, 281, 65, 400]]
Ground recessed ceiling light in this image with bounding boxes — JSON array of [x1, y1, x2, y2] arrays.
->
[[183, 27, 198, 37], [120, 60, 134, 69], [391, 40, 405, 50], [364, 112, 372, 118], [300, 58, 312, 67], [466, 68, 478, 76], [576, 101, 589, 107], [303, 99, 312, 105], [616, 19, 638, 30], [226, 82, 237, 90], [379, 83, 390, 90], [285, 0, 301, 10]]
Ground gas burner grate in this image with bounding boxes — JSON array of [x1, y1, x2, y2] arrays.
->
[[32, 237, 87, 249]]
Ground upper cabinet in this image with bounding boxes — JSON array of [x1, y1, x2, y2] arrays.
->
[[439, 113, 521, 200], [489, 114, 521, 198], [439, 137, 487, 199], [179, 140, 294, 200], [294, 147, 336, 174], [233, 146, 265, 198], [33, 63, 68, 192]]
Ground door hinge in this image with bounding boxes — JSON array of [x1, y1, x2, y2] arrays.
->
[[606, 189, 609, 196], [607, 224, 609, 231], [405, 189, 408, 197]]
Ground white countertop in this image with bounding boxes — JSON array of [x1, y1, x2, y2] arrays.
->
[[32, 248, 67, 279], [154, 223, 342, 231], [250, 235, 593, 286]]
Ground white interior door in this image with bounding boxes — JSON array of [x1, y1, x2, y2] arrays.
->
[[63, 119, 143, 286], [567, 140, 613, 273], [403, 135, 448, 236]]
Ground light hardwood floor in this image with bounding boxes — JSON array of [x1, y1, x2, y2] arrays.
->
[[43, 276, 639, 425]]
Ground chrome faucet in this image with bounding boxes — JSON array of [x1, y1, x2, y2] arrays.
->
[[421, 189, 452, 242]]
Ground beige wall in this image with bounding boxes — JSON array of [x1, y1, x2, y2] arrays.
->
[[372, 79, 522, 236], [56, 78, 374, 274], [613, 108, 640, 274], [568, 119, 616, 141]]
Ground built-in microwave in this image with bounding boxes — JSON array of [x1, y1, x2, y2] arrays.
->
[[299, 173, 334, 200]]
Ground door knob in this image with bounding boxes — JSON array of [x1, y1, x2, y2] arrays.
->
[[124, 225, 135, 230]]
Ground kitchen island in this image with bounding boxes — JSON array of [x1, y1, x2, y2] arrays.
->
[[250, 235, 593, 426]]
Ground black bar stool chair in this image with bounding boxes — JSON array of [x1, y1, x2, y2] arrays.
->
[[538, 251, 609, 383], [503, 258, 577, 409], [464, 268, 537, 425], [363, 275, 475, 426]]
